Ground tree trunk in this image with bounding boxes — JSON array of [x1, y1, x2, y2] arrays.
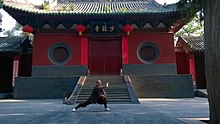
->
[[205, 0, 220, 123]]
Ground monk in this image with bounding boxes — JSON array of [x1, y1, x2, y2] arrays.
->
[[72, 80, 110, 112]]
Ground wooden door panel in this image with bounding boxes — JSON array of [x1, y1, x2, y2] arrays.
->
[[89, 38, 121, 75], [105, 56, 121, 74], [105, 40, 120, 56], [90, 41, 105, 56], [90, 57, 105, 75]]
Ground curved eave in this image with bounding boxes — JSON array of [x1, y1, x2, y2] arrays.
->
[[3, 3, 179, 15], [3, 3, 181, 29]]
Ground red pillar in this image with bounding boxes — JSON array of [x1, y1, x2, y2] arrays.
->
[[81, 37, 88, 65], [189, 54, 196, 82], [122, 37, 128, 64]]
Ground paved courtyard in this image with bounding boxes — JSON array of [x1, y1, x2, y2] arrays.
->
[[0, 97, 209, 124]]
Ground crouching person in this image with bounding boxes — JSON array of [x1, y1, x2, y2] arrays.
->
[[72, 80, 110, 112]]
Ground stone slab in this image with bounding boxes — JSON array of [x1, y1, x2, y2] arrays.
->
[[14, 77, 79, 99], [130, 74, 194, 98]]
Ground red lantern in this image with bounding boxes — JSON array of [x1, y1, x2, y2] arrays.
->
[[75, 24, 86, 36], [22, 25, 33, 33], [123, 24, 134, 36]]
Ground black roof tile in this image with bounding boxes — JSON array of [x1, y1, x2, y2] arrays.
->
[[183, 36, 204, 52], [0, 37, 28, 53]]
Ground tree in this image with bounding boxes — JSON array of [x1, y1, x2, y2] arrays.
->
[[0, 0, 3, 32], [0, 0, 2, 8], [178, 0, 220, 123], [0, 0, 22, 36], [3, 22, 22, 37], [204, 0, 220, 123], [175, 14, 204, 37]]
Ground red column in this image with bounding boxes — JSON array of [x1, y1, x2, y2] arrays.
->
[[189, 54, 196, 82], [81, 37, 88, 65], [122, 37, 128, 64]]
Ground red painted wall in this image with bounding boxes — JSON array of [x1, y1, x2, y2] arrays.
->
[[33, 31, 175, 66], [127, 31, 176, 64], [32, 33, 82, 66], [176, 52, 196, 82], [176, 52, 190, 74]]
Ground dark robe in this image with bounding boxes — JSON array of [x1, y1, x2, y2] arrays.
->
[[75, 85, 108, 109], [88, 86, 107, 104]]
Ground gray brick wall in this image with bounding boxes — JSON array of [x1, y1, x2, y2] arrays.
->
[[14, 77, 79, 99], [123, 64, 177, 75], [32, 65, 88, 76], [130, 74, 194, 98]]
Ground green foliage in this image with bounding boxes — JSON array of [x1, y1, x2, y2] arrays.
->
[[177, 0, 204, 22], [41, 1, 50, 11], [58, 5, 76, 11], [62, 6, 67, 11], [103, 5, 110, 12], [14, 22, 22, 31], [122, 7, 127, 12], [3, 22, 23, 37], [3, 30, 15, 37], [176, 14, 204, 37], [3, 23, 34, 44], [69, 5, 75, 11], [0, 0, 3, 8]]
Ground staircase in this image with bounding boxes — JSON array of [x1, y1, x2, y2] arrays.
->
[[76, 76, 132, 104]]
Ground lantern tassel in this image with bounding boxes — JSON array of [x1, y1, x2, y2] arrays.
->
[[79, 31, 82, 36], [127, 31, 130, 36]]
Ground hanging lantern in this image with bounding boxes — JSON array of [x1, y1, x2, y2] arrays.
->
[[75, 24, 86, 36], [123, 24, 134, 36], [22, 25, 33, 33]]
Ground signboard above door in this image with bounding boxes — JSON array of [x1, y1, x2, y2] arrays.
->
[[91, 21, 119, 35]]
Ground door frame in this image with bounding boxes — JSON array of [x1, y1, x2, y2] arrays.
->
[[88, 36, 122, 75]]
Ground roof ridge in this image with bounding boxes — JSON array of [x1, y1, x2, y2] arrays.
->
[[4, 1, 177, 13], [59, 0, 154, 2], [4, 0, 35, 5], [181, 36, 204, 41]]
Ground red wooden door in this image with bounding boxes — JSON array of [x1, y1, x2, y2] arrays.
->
[[89, 38, 122, 75]]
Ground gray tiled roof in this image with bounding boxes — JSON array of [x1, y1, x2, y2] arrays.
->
[[183, 36, 204, 52], [0, 37, 26, 53], [3, 0, 177, 14], [53, 2, 177, 13], [3, 0, 182, 29]]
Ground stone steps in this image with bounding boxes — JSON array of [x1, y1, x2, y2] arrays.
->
[[76, 76, 132, 104]]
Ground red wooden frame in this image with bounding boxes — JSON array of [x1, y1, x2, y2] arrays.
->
[[88, 37, 122, 75]]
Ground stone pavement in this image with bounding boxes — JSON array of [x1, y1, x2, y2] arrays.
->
[[139, 98, 209, 124], [0, 97, 209, 124]]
